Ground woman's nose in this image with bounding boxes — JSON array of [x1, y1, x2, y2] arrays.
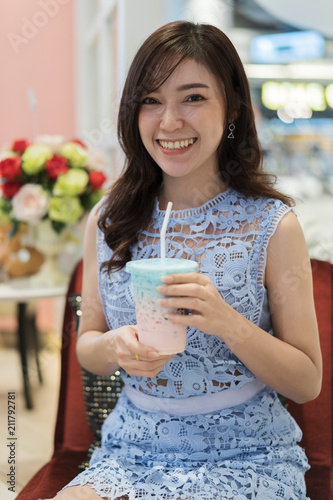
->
[[160, 105, 183, 131]]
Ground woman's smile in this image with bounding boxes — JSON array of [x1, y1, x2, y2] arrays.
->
[[157, 138, 197, 152]]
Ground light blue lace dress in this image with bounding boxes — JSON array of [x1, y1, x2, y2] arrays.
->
[[65, 188, 310, 500]]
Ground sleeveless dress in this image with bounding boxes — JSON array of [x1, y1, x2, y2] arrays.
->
[[64, 188, 310, 500]]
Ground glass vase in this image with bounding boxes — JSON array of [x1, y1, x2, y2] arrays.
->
[[30, 219, 68, 286]]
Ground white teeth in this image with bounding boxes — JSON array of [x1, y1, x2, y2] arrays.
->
[[159, 138, 196, 150]]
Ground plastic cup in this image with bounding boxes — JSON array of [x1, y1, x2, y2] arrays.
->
[[126, 258, 198, 354]]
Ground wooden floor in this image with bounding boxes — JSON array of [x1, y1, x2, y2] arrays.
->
[[0, 331, 61, 500]]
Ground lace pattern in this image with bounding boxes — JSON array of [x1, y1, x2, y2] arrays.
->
[[66, 388, 309, 499], [97, 189, 290, 397], [62, 190, 310, 499]]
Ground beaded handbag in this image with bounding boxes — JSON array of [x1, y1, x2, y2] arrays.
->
[[68, 293, 124, 471]]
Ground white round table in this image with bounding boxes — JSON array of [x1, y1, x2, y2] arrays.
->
[[0, 277, 68, 409]]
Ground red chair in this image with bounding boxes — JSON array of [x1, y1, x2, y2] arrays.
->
[[16, 259, 333, 500], [287, 259, 333, 499], [16, 261, 94, 500]]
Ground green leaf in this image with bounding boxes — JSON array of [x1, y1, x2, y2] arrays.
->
[[50, 220, 66, 234]]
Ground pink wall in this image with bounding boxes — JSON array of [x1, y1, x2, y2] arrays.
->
[[0, 0, 75, 147]]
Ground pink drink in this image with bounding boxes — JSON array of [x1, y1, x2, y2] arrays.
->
[[126, 258, 198, 354]]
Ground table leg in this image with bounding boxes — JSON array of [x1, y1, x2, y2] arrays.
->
[[17, 302, 33, 410], [32, 316, 43, 384]]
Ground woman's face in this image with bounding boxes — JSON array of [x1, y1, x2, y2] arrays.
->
[[138, 59, 226, 186]]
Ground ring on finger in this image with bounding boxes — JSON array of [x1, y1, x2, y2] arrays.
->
[[134, 353, 140, 361], [200, 285, 207, 300]]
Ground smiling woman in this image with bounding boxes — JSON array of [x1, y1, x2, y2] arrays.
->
[[47, 20, 322, 500], [138, 59, 226, 197]]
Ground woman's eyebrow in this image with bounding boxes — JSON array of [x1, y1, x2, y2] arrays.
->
[[176, 83, 209, 91]]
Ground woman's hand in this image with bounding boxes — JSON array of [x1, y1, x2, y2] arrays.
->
[[156, 272, 234, 339], [105, 325, 174, 378]]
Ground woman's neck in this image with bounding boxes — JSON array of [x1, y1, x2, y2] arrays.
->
[[158, 175, 227, 211]]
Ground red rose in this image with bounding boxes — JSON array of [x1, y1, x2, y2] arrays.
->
[[89, 171, 106, 190], [45, 155, 69, 181], [1, 181, 22, 199], [0, 156, 22, 181], [11, 139, 30, 155], [71, 138, 87, 148]]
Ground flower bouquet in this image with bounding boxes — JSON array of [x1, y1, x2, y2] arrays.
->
[[0, 136, 108, 283], [0, 136, 107, 232]]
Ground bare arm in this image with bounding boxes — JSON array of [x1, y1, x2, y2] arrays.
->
[[75, 205, 121, 376], [157, 212, 322, 403], [76, 205, 173, 377]]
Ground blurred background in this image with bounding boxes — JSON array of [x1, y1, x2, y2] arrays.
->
[[0, 0, 332, 497]]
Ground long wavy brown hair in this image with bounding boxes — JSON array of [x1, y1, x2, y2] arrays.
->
[[99, 21, 293, 272]]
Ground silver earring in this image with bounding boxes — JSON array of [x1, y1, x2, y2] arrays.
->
[[228, 123, 235, 139]]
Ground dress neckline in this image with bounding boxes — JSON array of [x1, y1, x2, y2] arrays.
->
[[154, 187, 234, 219]]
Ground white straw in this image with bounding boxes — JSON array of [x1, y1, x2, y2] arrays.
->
[[160, 201, 173, 259]]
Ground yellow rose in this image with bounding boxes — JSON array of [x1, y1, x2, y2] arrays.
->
[[53, 169, 89, 196], [60, 142, 88, 168], [21, 144, 52, 175], [48, 196, 84, 224]]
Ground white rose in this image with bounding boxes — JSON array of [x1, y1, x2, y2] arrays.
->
[[12, 184, 49, 224], [35, 135, 66, 154]]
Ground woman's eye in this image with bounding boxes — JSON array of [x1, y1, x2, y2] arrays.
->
[[186, 94, 205, 102], [141, 97, 158, 105]]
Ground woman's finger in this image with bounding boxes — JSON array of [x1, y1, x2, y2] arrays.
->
[[161, 272, 207, 285], [157, 282, 210, 301], [158, 295, 205, 312]]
